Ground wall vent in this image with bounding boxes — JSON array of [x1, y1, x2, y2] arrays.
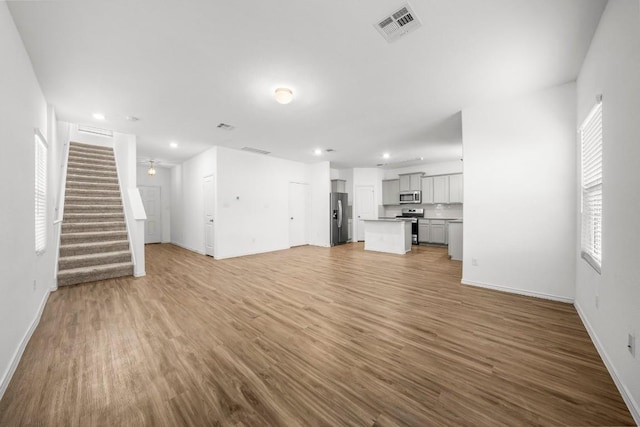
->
[[217, 123, 235, 131], [78, 125, 114, 138], [374, 3, 422, 43], [241, 147, 270, 155]]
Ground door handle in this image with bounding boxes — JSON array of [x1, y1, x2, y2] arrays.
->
[[290, 217, 294, 220], [209, 219, 213, 223]]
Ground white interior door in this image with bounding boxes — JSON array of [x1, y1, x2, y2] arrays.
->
[[203, 175, 215, 257], [355, 185, 375, 241], [139, 186, 161, 244], [289, 182, 309, 247]]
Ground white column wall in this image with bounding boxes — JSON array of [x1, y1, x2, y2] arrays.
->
[[461, 82, 577, 302]]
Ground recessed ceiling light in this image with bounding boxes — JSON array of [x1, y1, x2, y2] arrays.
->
[[313, 148, 322, 156], [275, 88, 293, 104], [170, 142, 178, 148], [93, 113, 105, 120], [382, 152, 390, 159]]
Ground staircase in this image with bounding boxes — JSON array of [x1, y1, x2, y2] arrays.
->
[[57, 142, 133, 287]]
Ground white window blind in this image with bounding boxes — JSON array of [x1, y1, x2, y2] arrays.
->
[[580, 101, 602, 273], [35, 131, 47, 254]]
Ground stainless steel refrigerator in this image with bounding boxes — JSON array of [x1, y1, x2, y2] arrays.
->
[[330, 192, 348, 246]]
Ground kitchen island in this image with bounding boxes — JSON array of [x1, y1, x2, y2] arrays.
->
[[363, 219, 412, 255]]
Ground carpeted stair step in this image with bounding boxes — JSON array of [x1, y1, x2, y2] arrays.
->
[[69, 142, 113, 154], [62, 221, 126, 233], [65, 188, 121, 197], [69, 150, 115, 164], [58, 250, 131, 271], [59, 240, 129, 257], [67, 167, 117, 178], [65, 180, 120, 191], [67, 161, 116, 171], [64, 195, 122, 205], [64, 204, 124, 213], [63, 212, 125, 223], [66, 173, 118, 184], [57, 262, 133, 287], [61, 230, 128, 244]]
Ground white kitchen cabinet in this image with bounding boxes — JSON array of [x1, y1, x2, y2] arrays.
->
[[382, 179, 400, 205], [448, 174, 463, 204], [418, 221, 430, 243], [421, 176, 433, 204], [433, 175, 450, 203], [429, 220, 446, 244], [398, 173, 422, 192], [331, 179, 346, 193]]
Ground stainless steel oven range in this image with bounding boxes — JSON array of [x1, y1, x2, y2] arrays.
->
[[396, 208, 424, 245]]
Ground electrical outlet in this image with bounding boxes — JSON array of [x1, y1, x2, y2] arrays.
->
[[472, 258, 478, 266], [628, 333, 636, 357], [595, 295, 599, 309]]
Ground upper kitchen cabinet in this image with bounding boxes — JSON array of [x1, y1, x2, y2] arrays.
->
[[433, 175, 450, 203], [399, 173, 423, 192], [331, 179, 346, 193], [382, 179, 400, 205], [421, 176, 434, 204], [448, 174, 463, 203]]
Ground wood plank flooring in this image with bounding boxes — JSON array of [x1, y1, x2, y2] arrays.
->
[[0, 243, 634, 426]]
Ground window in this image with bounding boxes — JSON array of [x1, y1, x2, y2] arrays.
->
[[35, 130, 47, 254], [580, 100, 602, 273]]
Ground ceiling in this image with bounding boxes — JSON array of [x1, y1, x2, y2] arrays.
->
[[7, 0, 606, 169]]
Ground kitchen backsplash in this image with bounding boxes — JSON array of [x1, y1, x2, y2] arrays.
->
[[382, 204, 463, 219]]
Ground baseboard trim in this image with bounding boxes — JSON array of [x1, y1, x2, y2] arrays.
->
[[0, 288, 51, 401], [170, 242, 205, 256], [575, 302, 640, 425], [134, 270, 146, 278], [460, 279, 574, 304]]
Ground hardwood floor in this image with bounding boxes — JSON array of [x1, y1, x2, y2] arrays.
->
[[0, 243, 634, 426]]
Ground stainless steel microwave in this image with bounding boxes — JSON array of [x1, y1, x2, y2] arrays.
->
[[399, 191, 421, 204]]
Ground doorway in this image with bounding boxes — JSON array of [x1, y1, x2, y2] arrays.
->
[[288, 182, 310, 247], [355, 185, 375, 241], [139, 186, 162, 244], [203, 175, 215, 257]]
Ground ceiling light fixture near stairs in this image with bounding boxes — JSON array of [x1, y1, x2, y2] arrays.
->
[[147, 160, 156, 176]]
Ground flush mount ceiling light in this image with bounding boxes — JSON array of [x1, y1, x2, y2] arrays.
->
[[147, 160, 156, 176], [170, 142, 178, 148], [274, 87, 293, 104], [313, 148, 323, 156], [93, 113, 105, 120], [382, 152, 390, 159]]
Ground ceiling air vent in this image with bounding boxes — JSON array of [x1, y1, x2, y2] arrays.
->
[[241, 147, 270, 155], [375, 3, 422, 43], [78, 125, 113, 138], [325, 148, 336, 153], [217, 123, 235, 131]]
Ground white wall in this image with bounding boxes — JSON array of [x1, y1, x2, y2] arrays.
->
[[461, 82, 577, 302], [575, 0, 640, 421], [170, 146, 330, 259], [0, 2, 57, 399], [137, 165, 171, 242], [170, 147, 217, 254], [307, 161, 331, 247]]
